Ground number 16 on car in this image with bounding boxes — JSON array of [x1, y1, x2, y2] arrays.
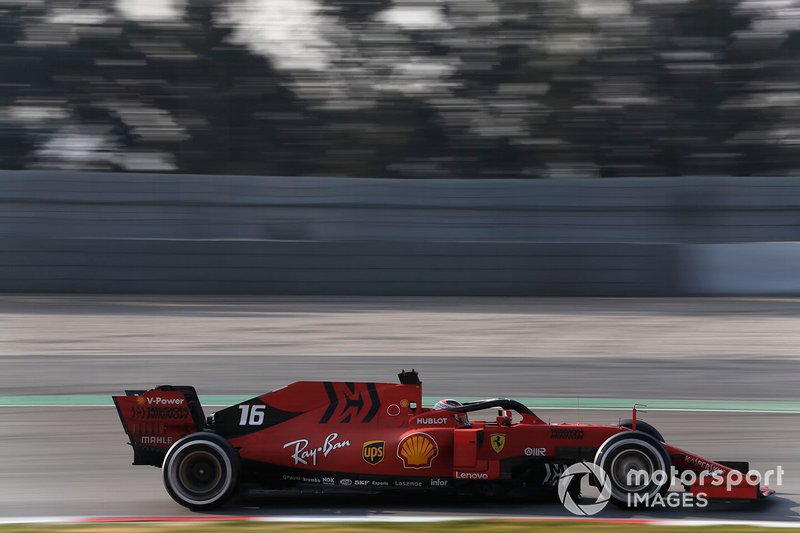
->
[[238, 405, 265, 426]]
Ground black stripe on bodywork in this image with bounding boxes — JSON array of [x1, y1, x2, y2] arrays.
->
[[554, 446, 598, 462], [214, 399, 303, 438], [363, 382, 380, 423], [320, 381, 338, 423]]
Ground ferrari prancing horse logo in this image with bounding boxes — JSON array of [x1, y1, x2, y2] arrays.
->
[[491, 433, 506, 453]]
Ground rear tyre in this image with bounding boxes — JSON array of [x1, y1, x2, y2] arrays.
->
[[163, 432, 240, 510], [594, 431, 671, 508]]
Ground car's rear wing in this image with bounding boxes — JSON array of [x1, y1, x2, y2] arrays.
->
[[112, 386, 206, 467]]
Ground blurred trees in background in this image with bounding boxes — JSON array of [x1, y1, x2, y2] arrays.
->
[[0, 0, 798, 178]]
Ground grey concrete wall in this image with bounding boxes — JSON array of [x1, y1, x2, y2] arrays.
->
[[0, 238, 679, 296], [4, 171, 800, 295], [5, 171, 800, 243], [682, 243, 800, 295]]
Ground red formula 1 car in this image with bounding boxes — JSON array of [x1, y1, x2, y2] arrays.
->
[[113, 370, 774, 510]]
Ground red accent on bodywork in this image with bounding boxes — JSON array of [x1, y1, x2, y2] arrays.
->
[[112, 390, 198, 456], [229, 381, 435, 472], [689, 481, 759, 500], [667, 443, 737, 477], [112, 376, 774, 504], [453, 429, 481, 468], [666, 443, 769, 501]]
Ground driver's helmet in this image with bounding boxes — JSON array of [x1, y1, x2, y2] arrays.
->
[[433, 398, 469, 426]]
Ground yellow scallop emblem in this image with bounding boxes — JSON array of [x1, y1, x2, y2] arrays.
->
[[397, 432, 439, 468]]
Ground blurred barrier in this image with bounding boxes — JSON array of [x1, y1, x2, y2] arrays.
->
[[3, 171, 800, 295], [683, 243, 800, 296], [0, 238, 679, 296], [4, 171, 800, 243]]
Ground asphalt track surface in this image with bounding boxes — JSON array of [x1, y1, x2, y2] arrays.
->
[[1, 296, 799, 522]]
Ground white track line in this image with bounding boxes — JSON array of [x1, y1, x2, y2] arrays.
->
[[0, 515, 799, 527]]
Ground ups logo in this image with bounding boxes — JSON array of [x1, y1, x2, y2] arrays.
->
[[363, 440, 385, 465]]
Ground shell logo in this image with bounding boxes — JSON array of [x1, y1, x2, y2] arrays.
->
[[136, 396, 145, 405], [397, 432, 438, 469]]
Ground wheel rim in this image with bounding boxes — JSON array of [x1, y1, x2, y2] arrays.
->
[[166, 439, 235, 507], [610, 449, 654, 491], [177, 450, 224, 498]]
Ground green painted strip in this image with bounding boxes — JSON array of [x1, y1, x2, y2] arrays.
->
[[0, 395, 112, 406], [1, 394, 799, 413]]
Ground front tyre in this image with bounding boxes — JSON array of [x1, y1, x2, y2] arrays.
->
[[594, 431, 670, 508], [163, 432, 240, 510], [619, 419, 664, 442]]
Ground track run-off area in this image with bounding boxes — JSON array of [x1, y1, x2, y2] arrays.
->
[[1, 296, 799, 525]]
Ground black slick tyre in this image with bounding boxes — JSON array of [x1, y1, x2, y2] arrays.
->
[[594, 431, 671, 508], [162, 432, 240, 510], [619, 419, 665, 442]]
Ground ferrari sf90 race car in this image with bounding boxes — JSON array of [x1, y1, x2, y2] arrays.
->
[[113, 370, 774, 510]]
